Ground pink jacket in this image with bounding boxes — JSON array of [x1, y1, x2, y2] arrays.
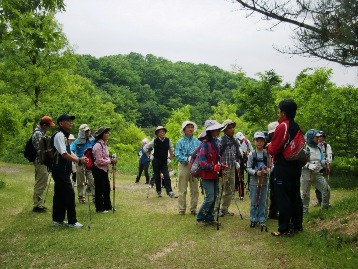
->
[[93, 140, 111, 172]]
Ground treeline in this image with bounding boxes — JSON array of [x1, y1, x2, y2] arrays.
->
[[74, 53, 244, 127]]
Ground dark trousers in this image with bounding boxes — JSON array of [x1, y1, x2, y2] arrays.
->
[[152, 158, 173, 194], [274, 163, 303, 232], [52, 170, 77, 224], [136, 161, 150, 183], [268, 168, 278, 217], [92, 166, 112, 212]]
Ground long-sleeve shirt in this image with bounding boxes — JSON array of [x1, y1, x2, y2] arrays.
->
[[175, 135, 200, 164], [268, 118, 290, 162], [219, 135, 241, 167], [93, 140, 111, 172], [70, 137, 95, 157], [143, 137, 174, 154], [32, 126, 46, 164]]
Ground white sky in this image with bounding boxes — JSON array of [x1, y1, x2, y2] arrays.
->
[[56, 0, 358, 87]]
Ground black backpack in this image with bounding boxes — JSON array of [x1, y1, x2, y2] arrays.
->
[[24, 135, 37, 162]]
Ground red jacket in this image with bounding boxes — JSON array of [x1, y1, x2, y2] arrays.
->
[[199, 140, 219, 180], [267, 118, 290, 161]]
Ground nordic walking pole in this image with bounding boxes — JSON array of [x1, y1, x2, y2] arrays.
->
[[43, 173, 52, 205], [84, 168, 91, 230], [226, 175, 243, 220], [216, 177, 224, 231], [112, 154, 116, 213]]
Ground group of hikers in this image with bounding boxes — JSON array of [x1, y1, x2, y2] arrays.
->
[[30, 99, 333, 235]]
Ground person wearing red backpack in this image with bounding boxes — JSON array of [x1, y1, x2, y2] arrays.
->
[[92, 127, 117, 213], [268, 99, 303, 236]]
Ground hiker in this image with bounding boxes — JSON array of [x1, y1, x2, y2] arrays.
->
[[32, 116, 55, 213], [235, 132, 253, 199], [268, 99, 304, 236], [267, 121, 279, 219], [314, 130, 333, 207], [52, 114, 88, 228], [216, 119, 242, 217], [135, 138, 151, 184], [143, 126, 178, 198], [247, 132, 270, 228], [68, 134, 77, 187], [301, 129, 331, 214], [196, 120, 223, 225], [70, 124, 95, 204], [175, 121, 201, 215], [92, 126, 117, 213]]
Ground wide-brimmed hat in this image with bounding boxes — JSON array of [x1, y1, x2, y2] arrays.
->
[[235, 132, 245, 140], [268, 121, 279, 134], [96, 126, 111, 137], [40, 116, 55, 127], [221, 119, 236, 131], [57, 114, 75, 124], [79, 124, 90, 131], [155, 126, 167, 135], [141, 138, 148, 145], [180, 121, 198, 136], [198, 120, 223, 139], [254, 131, 266, 139]]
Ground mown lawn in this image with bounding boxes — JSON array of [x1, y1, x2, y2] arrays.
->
[[0, 162, 357, 269]]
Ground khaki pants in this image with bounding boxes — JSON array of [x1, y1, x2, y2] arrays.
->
[[217, 165, 236, 212], [33, 163, 48, 208], [76, 163, 95, 199], [177, 163, 199, 212]]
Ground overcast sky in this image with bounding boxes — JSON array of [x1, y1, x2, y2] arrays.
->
[[56, 0, 358, 87]]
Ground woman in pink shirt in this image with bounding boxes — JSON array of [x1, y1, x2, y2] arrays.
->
[[92, 126, 117, 213]]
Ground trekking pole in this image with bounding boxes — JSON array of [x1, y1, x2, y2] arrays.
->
[[84, 168, 91, 230], [43, 173, 52, 205], [112, 154, 116, 213], [216, 177, 224, 231], [261, 166, 270, 232], [226, 176, 243, 220]]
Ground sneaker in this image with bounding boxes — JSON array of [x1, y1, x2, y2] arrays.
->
[[52, 221, 68, 227], [68, 222, 83, 228], [33, 206, 46, 213], [221, 210, 234, 216], [271, 230, 292, 237], [157, 192, 162, 198], [190, 210, 196, 216], [168, 192, 178, 198], [178, 211, 185, 215]]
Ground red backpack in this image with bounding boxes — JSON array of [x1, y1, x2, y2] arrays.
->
[[282, 122, 307, 164], [83, 142, 102, 170]]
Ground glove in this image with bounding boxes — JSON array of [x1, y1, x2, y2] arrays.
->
[[235, 162, 240, 169], [150, 155, 154, 161], [167, 158, 171, 164], [306, 163, 321, 171], [213, 164, 221, 172]]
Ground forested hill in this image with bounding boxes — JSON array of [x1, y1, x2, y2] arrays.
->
[[74, 52, 247, 127]]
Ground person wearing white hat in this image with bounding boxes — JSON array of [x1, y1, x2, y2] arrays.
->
[[175, 121, 200, 215], [135, 138, 151, 184], [216, 119, 242, 217], [70, 124, 96, 204], [196, 120, 223, 225], [143, 126, 178, 198]]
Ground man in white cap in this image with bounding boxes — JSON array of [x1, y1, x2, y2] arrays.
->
[[143, 126, 178, 198], [32, 116, 55, 213], [175, 121, 201, 215], [70, 124, 95, 204], [217, 119, 242, 217]]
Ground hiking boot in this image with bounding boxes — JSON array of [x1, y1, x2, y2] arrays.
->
[[157, 192, 162, 198], [190, 210, 196, 216], [205, 220, 221, 226], [52, 221, 68, 227], [68, 222, 83, 228], [220, 210, 234, 216], [271, 230, 292, 237], [178, 211, 185, 215], [168, 192, 178, 198], [250, 221, 256, 228], [33, 206, 46, 213]]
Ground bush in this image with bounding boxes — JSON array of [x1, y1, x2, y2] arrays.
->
[[329, 157, 358, 189]]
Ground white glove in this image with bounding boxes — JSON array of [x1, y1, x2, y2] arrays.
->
[[306, 163, 321, 171], [150, 155, 154, 161], [235, 162, 240, 169], [187, 156, 192, 163], [167, 158, 172, 164]]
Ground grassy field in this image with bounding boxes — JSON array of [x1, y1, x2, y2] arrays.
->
[[0, 162, 357, 269]]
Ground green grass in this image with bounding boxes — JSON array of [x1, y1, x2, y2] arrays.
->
[[0, 162, 357, 269]]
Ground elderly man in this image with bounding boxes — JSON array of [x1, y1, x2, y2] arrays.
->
[[70, 124, 95, 204]]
